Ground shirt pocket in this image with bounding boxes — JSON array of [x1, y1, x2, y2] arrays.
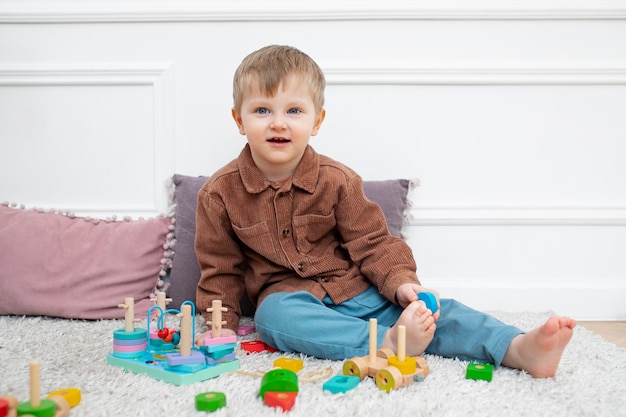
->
[[292, 211, 337, 255], [232, 221, 278, 261]]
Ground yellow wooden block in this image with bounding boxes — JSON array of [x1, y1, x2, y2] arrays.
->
[[273, 358, 304, 373], [387, 356, 417, 375]]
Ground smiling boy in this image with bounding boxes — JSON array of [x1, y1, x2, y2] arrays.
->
[[194, 45, 575, 377]]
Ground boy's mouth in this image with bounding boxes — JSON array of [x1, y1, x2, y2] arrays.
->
[[267, 138, 290, 143]]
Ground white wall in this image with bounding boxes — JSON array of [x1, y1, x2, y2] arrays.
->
[[1, 0, 625, 319]]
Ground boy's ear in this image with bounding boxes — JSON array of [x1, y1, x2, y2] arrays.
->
[[311, 109, 326, 136], [232, 108, 246, 135]]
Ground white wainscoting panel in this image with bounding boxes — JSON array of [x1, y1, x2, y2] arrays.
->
[[0, 64, 174, 217]]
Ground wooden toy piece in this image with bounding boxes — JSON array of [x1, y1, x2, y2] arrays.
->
[[386, 326, 417, 375], [273, 358, 304, 374], [259, 369, 298, 399], [108, 300, 240, 385], [466, 363, 493, 382], [177, 304, 192, 357], [322, 375, 360, 394], [241, 340, 266, 354], [417, 291, 438, 314], [16, 362, 56, 417], [150, 292, 172, 318], [343, 318, 389, 381], [47, 395, 70, 417], [195, 392, 226, 412], [118, 297, 139, 333], [0, 396, 18, 417], [237, 325, 256, 335], [47, 388, 81, 408], [414, 356, 430, 380], [206, 300, 228, 338], [263, 392, 297, 412], [0, 398, 8, 417], [375, 326, 428, 393]]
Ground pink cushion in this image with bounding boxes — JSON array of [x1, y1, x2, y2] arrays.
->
[[0, 205, 172, 319]]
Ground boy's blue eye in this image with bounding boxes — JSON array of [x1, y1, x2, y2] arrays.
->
[[256, 108, 269, 115], [287, 108, 301, 115]]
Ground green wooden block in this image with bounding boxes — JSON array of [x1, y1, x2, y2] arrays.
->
[[466, 363, 493, 382], [259, 369, 298, 399], [195, 392, 226, 412]]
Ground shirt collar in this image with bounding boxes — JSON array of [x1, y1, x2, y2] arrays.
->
[[238, 144, 319, 194]]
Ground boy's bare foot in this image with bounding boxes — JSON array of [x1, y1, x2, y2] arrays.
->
[[382, 300, 436, 357], [502, 316, 576, 378]]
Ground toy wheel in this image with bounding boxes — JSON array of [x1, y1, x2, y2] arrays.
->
[[375, 366, 403, 393], [414, 356, 430, 378], [343, 357, 368, 380], [48, 395, 70, 417]]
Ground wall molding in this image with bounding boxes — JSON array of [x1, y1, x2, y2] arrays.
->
[[0, 1, 625, 23], [327, 64, 626, 227], [324, 65, 626, 85], [407, 205, 626, 226], [0, 63, 176, 217], [431, 278, 626, 319]]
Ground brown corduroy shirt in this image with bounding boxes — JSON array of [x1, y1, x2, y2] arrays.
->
[[195, 144, 420, 331]]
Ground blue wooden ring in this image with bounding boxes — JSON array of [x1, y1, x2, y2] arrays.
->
[[417, 292, 438, 313]]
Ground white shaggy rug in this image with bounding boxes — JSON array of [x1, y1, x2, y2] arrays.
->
[[1, 311, 625, 417]]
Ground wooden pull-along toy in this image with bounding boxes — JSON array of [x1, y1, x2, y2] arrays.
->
[[343, 317, 430, 392], [1, 361, 79, 417]]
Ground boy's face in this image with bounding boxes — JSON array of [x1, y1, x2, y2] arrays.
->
[[232, 74, 325, 181]]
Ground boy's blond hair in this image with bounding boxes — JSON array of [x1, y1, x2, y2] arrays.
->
[[233, 45, 326, 113]]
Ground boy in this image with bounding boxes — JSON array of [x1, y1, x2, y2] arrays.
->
[[195, 45, 576, 377]]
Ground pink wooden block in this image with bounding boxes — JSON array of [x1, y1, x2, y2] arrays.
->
[[113, 342, 147, 352], [237, 325, 256, 335], [204, 333, 237, 346]]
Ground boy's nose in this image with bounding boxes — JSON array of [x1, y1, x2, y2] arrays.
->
[[270, 116, 287, 130]]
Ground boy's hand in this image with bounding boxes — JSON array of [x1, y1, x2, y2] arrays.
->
[[194, 328, 238, 348], [396, 283, 441, 321]]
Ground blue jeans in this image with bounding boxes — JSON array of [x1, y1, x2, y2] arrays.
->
[[254, 287, 523, 367]]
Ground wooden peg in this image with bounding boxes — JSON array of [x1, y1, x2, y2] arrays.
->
[[16, 361, 56, 417], [206, 300, 228, 338], [118, 297, 136, 332], [150, 292, 172, 318], [368, 318, 377, 363], [177, 304, 192, 357], [397, 325, 406, 362]]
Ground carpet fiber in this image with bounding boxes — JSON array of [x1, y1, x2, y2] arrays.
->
[[1, 311, 625, 417]]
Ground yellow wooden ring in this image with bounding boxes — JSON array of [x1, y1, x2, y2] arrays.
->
[[387, 355, 417, 375], [343, 357, 368, 381], [47, 388, 81, 408], [375, 366, 403, 393]]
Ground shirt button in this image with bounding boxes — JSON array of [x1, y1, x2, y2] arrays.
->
[[297, 262, 308, 272], [282, 228, 290, 238]]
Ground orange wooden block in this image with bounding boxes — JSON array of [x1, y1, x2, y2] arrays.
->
[[263, 392, 297, 412]]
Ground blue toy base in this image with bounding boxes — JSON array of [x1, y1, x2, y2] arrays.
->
[[107, 352, 240, 386]]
